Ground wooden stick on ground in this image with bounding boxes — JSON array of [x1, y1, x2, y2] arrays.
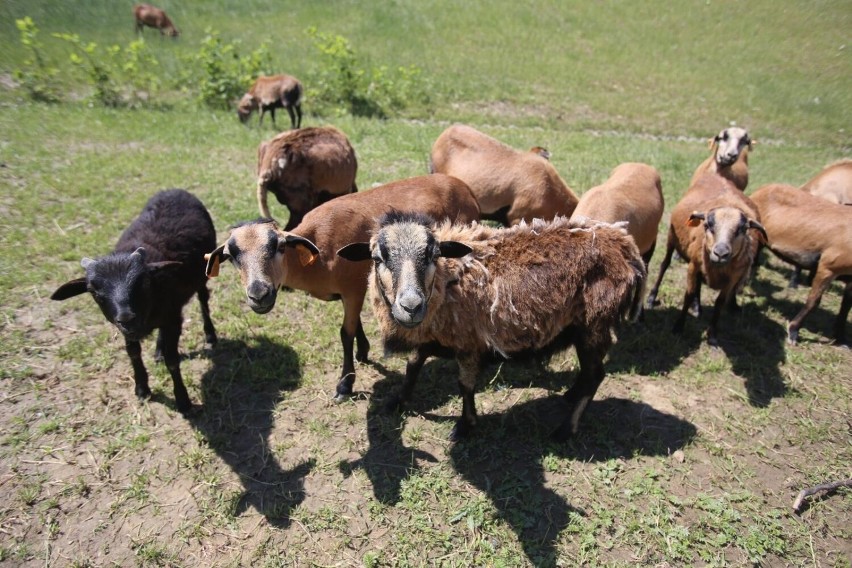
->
[[793, 478, 852, 514]]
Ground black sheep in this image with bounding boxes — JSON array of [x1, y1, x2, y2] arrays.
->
[[51, 189, 217, 413]]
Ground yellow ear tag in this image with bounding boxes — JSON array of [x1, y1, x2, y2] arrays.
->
[[296, 245, 318, 267], [204, 253, 220, 278]]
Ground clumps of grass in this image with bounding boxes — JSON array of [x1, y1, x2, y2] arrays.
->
[[13, 17, 60, 103]]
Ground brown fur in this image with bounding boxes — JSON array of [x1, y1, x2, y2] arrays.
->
[[750, 183, 852, 345], [207, 174, 480, 399], [429, 124, 578, 225], [800, 159, 852, 205], [646, 173, 765, 345], [363, 216, 645, 440], [237, 74, 303, 130], [690, 127, 754, 191], [256, 126, 358, 229], [133, 4, 179, 37]]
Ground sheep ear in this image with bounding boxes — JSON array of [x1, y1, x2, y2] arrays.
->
[[51, 278, 87, 301], [686, 212, 705, 227], [748, 138, 757, 150], [708, 137, 718, 149], [748, 219, 768, 243], [337, 242, 371, 262], [148, 261, 183, 275], [130, 247, 146, 263], [204, 244, 229, 278], [439, 241, 472, 258], [280, 234, 320, 266], [80, 257, 96, 270]]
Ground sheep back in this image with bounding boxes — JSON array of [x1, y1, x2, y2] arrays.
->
[[800, 159, 852, 205]]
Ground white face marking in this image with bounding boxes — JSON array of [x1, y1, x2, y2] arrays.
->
[[715, 127, 750, 166]]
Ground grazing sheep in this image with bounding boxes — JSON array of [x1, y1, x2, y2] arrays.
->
[[645, 174, 766, 346], [429, 124, 578, 225], [750, 183, 852, 346], [801, 159, 852, 205], [51, 189, 217, 413], [237, 74, 303, 130], [690, 127, 754, 191], [256, 126, 358, 229], [133, 4, 179, 37], [788, 159, 852, 287], [205, 174, 480, 400], [338, 213, 646, 441]]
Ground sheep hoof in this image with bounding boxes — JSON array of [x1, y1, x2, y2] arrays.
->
[[332, 392, 351, 404], [177, 402, 198, 417], [707, 336, 720, 349], [134, 385, 152, 400], [787, 325, 799, 345], [449, 420, 472, 442]]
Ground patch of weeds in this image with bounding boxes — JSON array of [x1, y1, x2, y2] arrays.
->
[[124, 472, 151, 504], [131, 540, 177, 566], [292, 505, 347, 532], [37, 418, 61, 435], [306, 417, 332, 438], [18, 479, 43, 506]]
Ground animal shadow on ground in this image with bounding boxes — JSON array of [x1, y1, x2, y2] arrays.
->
[[189, 337, 313, 528], [624, 298, 788, 407], [339, 358, 458, 504], [359, 354, 696, 566]]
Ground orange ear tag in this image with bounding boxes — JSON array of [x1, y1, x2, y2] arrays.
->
[[296, 245, 318, 267]]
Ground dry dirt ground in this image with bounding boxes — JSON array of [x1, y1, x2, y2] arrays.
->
[[1, 269, 850, 566]]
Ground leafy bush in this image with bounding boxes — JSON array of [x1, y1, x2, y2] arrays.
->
[[305, 26, 431, 118], [54, 33, 121, 107], [186, 29, 272, 111], [13, 17, 60, 103]]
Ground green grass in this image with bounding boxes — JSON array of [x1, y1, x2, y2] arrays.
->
[[0, 1, 850, 566]]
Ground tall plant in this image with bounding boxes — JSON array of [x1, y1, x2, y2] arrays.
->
[[13, 17, 60, 103]]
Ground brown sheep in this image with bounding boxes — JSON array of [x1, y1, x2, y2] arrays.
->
[[338, 213, 646, 441], [256, 126, 358, 230], [429, 124, 578, 225], [133, 4, 179, 37], [205, 174, 480, 400], [801, 159, 852, 205], [690, 127, 755, 191], [750, 183, 852, 346], [237, 74, 303, 130], [788, 159, 852, 287], [571, 163, 663, 319], [645, 173, 766, 346]]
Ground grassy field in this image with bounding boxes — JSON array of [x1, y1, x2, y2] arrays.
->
[[0, 1, 850, 566]]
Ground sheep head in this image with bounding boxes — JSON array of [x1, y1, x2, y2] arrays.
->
[[51, 247, 182, 341], [338, 212, 471, 328], [687, 207, 766, 265], [711, 127, 754, 167], [237, 94, 258, 123], [204, 219, 319, 314]]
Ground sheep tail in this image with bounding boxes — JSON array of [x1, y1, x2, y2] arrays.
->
[[625, 256, 648, 323], [257, 179, 271, 218]]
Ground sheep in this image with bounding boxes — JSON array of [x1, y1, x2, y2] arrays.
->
[[429, 124, 579, 225], [749, 183, 852, 346], [205, 174, 480, 400], [337, 213, 646, 441], [237, 74, 303, 130], [645, 173, 766, 346], [51, 189, 217, 413], [787, 159, 852, 287], [801, 159, 852, 205], [689, 127, 755, 191], [571, 162, 663, 320], [256, 126, 358, 229], [133, 4, 179, 37]]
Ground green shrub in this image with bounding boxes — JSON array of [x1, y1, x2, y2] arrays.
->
[[186, 28, 272, 111], [13, 17, 60, 103], [53, 33, 121, 107], [305, 26, 430, 119]]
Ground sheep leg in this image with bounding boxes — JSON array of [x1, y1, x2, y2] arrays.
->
[[283, 211, 304, 232], [646, 230, 675, 308], [286, 106, 297, 130], [450, 352, 481, 441], [707, 290, 728, 347], [258, 109, 266, 128], [789, 266, 803, 289], [834, 281, 851, 346], [788, 267, 836, 345], [355, 319, 369, 363], [154, 332, 164, 362], [384, 344, 435, 412], [196, 285, 218, 347], [294, 104, 302, 129], [335, 298, 367, 400], [674, 262, 701, 334], [159, 321, 192, 414], [125, 337, 151, 400], [555, 337, 607, 440]]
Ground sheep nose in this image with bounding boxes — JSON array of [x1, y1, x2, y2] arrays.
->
[[398, 291, 424, 316], [247, 281, 275, 304], [712, 243, 732, 263], [115, 310, 136, 324]]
